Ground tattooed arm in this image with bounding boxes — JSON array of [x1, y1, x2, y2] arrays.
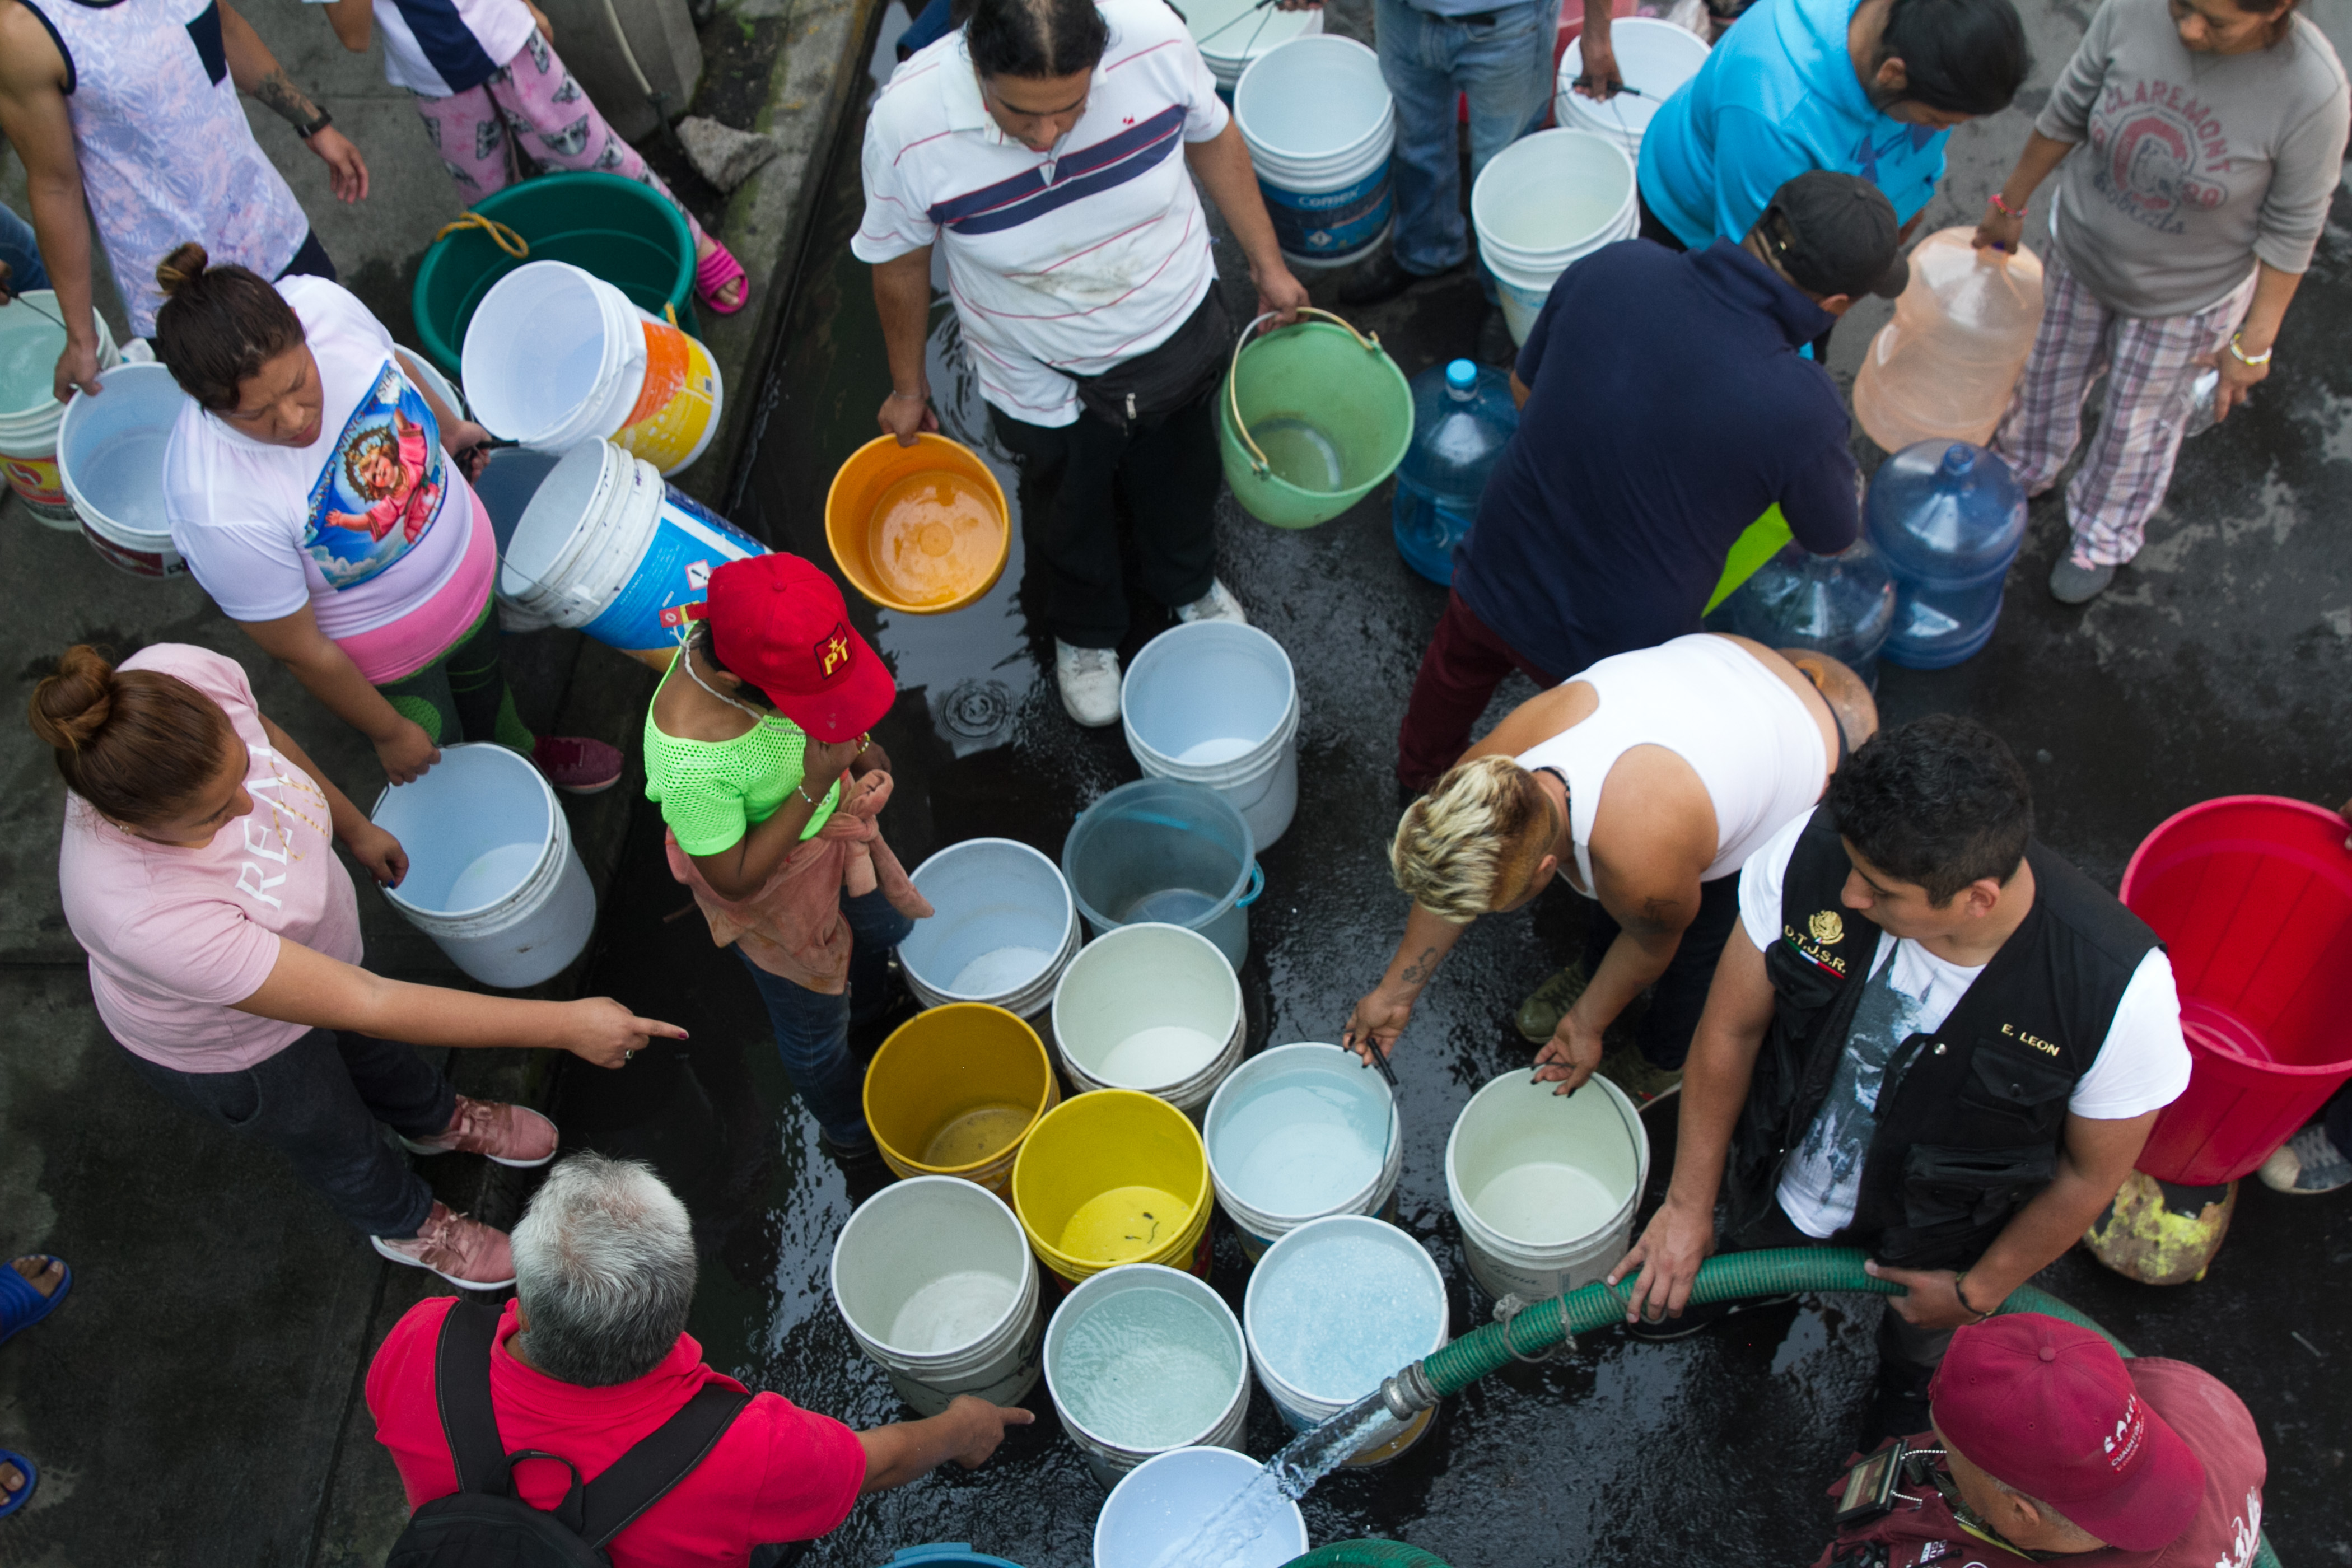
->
[[220, 1, 370, 202], [1344, 903, 1473, 1065]]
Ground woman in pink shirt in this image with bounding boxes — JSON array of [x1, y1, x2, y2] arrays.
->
[[34, 643, 685, 1291]]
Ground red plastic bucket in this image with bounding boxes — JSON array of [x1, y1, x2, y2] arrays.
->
[[2121, 795, 2352, 1185]]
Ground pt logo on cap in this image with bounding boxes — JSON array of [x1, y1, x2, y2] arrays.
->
[[815, 622, 853, 678]]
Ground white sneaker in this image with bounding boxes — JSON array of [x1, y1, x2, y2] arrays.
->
[[1174, 578, 1248, 626], [1054, 641, 1123, 727]]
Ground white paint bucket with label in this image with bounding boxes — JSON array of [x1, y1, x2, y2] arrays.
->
[[56, 363, 188, 577], [1445, 1068, 1648, 1300], [0, 290, 120, 529], [1472, 129, 1640, 346]]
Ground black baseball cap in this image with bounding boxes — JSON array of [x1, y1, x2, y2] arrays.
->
[[1757, 171, 1908, 301]]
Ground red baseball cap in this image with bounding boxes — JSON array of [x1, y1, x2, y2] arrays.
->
[[1930, 1314, 2205, 1552], [704, 554, 895, 743]]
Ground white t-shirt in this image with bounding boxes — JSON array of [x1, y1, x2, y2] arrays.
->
[[852, 0, 1229, 427], [1737, 815, 2192, 1238], [165, 278, 477, 646], [368, 0, 537, 97]]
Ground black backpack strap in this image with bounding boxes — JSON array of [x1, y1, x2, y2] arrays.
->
[[431, 1298, 514, 1497], [575, 1384, 754, 1550]]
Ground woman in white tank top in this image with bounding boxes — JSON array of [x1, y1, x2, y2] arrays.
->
[[1345, 634, 1876, 1098]]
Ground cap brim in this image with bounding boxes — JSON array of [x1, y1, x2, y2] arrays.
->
[[1869, 252, 1911, 300], [759, 630, 897, 744], [2046, 1383, 2205, 1552]]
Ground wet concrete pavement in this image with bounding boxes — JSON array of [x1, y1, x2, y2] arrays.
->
[[541, 9, 2352, 1562]]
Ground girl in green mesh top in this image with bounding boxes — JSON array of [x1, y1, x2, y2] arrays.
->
[[644, 554, 930, 1158]]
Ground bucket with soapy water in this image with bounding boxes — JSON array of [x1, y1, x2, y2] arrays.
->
[[865, 1003, 1062, 1197], [1445, 1067, 1648, 1301], [1121, 622, 1300, 849], [1050, 923, 1245, 1119], [900, 838, 1080, 1020], [1062, 779, 1262, 971], [1234, 36, 1396, 269], [1555, 18, 1710, 160], [1045, 1262, 1249, 1489], [57, 362, 190, 578], [1188, 0, 1320, 94], [495, 438, 767, 671], [831, 1174, 1045, 1417], [1472, 129, 1639, 346], [1243, 1214, 1449, 1465], [1093, 1445, 1306, 1568], [1204, 1043, 1402, 1260], [370, 743, 597, 988], [1012, 1090, 1213, 1289], [0, 290, 120, 529]]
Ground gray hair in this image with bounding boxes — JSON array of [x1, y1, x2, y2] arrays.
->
[[512, 1153, 698, 1387]]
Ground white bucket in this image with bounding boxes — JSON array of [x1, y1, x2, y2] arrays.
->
[[394, 345, 469, 424], [1444, 1068, 1649, 1301], [901, 838, 1081, 1019], [1243, 1214, 1449, 1465], [55, 362, 190, 577], [1045, 1263, 1249, 1489], [370, 743, 597, 988], [1203, 1042, 1401, 1260], [462, 260, 647, 450], [1051, 923, 1245, 1118], [1188, 0, 1322, 91], [1472, 129, 1640, 346], [1235, 36, 1397, 269], [496, 438, 767, 661], [1555, 19, 1711, 160], [1093, 1446, 1307, 1568], [831, 1175, 1045, 1417], [1121, 622, 1300, 849], [0, 290, 121, 529]]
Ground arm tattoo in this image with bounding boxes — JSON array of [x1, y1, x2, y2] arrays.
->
[[255, 69, 323, 129], [1398, 945, 1441, 986]]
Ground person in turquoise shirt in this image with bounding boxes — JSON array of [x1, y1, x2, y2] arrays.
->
[[1638, 0, 2028, 256]]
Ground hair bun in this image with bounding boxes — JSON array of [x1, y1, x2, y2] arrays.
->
[[155, 242, 212, 298], [27, 645, 118, 755]]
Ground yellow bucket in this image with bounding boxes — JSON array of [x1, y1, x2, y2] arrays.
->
[[825, 433, 1010, 614], [613, 316, 723, 477], [1011, 1090, 1212, 1287], [865, 1004, 1061, 1197]]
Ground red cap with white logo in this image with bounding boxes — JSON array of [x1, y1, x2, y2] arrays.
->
[[704, 554, 895, 743]]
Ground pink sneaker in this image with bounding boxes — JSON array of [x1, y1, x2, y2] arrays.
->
[[402, 1096, 558, 1168], [372, 1202, 516, 1290], [532, 735, 623, 794]]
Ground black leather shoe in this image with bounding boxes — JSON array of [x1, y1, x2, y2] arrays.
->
[[1339, 251, 1450, 307]]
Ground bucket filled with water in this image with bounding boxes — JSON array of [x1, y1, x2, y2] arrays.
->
[[0, 290, 120, 529], [1445, 1068, 1648, 1300], [1554, 19, 1710, 159], [1234, 36, 1396, 269], [826, 433, 1010, 614], [1051, 923, 1245, 1118], [1121, 622, 1300, 848], [1205, 1043, 1401, 1259], [865, 1003, 1062, 1197], [1472, 129, 1639, 346], [1012, 1090, 1213, 1287], [899, 838, 1079, 1019], [370, 743, 598, 988], [1244, 1215, 1449, 1464], [56, 362, 189, 577], [831, 1175, 1044, 1416], [1093, 1445, 1306, 1568], [1219, 309, 1412, 530], [1062, 778, 1263, 970], [1044, 1262, 1249, 1488]]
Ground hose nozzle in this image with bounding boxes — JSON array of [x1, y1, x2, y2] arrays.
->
[[1380, 1362, 1440, 1422]]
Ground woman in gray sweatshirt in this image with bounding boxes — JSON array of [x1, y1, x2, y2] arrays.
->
[[1973, 0, 2347, 603]]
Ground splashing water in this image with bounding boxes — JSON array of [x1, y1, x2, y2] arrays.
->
[[1142, 1388, 1401, 1568]]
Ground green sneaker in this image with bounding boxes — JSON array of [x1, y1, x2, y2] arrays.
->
[[1515, 963, 1593, 1043], [1595, 1043, 1683, 1105]]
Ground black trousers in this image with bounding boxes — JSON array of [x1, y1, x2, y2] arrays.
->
[[119, 1026, 455, 1238], [276, 228, 338, 284], [1728, 1198, 1956, 1379], [989, 384, 1222, 650], [1578, 871, 1744, 1071]]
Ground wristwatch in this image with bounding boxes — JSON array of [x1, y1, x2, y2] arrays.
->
[[295, 108, 334, 141]]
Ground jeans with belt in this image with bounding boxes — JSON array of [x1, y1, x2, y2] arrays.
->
[[1374, 0, 1560, 279]]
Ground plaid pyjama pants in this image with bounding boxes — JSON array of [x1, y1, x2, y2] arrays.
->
[[1990, 248, 2257, 568], [411, 31, 705, 249]]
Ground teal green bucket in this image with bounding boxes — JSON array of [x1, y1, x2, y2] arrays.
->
[[412, 171, 699, 377], [1219, 308, 1412, 530]]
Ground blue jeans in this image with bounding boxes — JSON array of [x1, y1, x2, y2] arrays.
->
[[735, 886, 914, 1147], [1375, 0, 1559, 278], [0, 203, 49, 295]]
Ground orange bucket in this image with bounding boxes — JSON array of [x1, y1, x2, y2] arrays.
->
[[613, 316, 723, 477], [824, 433, 1010, 614]]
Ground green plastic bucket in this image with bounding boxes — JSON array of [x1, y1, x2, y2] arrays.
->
[[1218, 308, 1411, 530], [412, 171, 699, 377]]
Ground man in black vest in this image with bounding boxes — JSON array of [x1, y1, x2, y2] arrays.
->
[[1610, 716, 2190, 1436]]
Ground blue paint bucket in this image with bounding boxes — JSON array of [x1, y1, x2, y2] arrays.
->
[[884, 1547, 1029, 1568], [1234, 36, 1396, 269]]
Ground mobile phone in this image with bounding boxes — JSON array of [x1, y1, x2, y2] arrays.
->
[[1835, 1441, 1906, 1525]]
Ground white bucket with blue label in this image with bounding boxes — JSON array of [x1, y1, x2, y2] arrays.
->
[[1235, 36, 1397, 270]]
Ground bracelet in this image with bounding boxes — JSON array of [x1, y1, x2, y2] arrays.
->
[[1952, 1271, 1995, 1322], [295, 108, 334, 141], [886, 389, 926, 402], [796, 782, 822, 806], [2229, 333, 2273, 367], [1989, 192, 2026, 219]]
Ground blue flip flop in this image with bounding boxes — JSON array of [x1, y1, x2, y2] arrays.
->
[[0, 1450, 35, 1518], [0, 1258, 69, 1348]]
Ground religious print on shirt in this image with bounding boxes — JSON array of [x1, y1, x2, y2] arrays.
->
[[304, 361, 449, 589]]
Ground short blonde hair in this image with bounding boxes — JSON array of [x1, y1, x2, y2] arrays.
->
[[1390, 755, 1555, 921]]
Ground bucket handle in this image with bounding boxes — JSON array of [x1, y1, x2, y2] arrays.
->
[[1236, 860, 1265, 907], [1226, 307, 1385, 478]]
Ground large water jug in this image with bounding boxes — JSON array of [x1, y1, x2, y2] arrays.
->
[[1724, 539, 1897, 688], [1852, 229, 2044, 453], [1865, 440, 2028, 670], [1392, 358, 1519, 585]]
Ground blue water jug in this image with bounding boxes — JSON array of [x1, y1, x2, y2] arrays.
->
[[1725, 539, 1898, 689], [1865, 440, 2028, 669], [1392, 358, 1518, 585]]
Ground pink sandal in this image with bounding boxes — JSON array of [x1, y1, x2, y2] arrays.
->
[[696, 242, 749, 316]]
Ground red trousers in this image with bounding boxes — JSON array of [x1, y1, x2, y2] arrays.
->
[[1396, 589, 1560, 792]]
